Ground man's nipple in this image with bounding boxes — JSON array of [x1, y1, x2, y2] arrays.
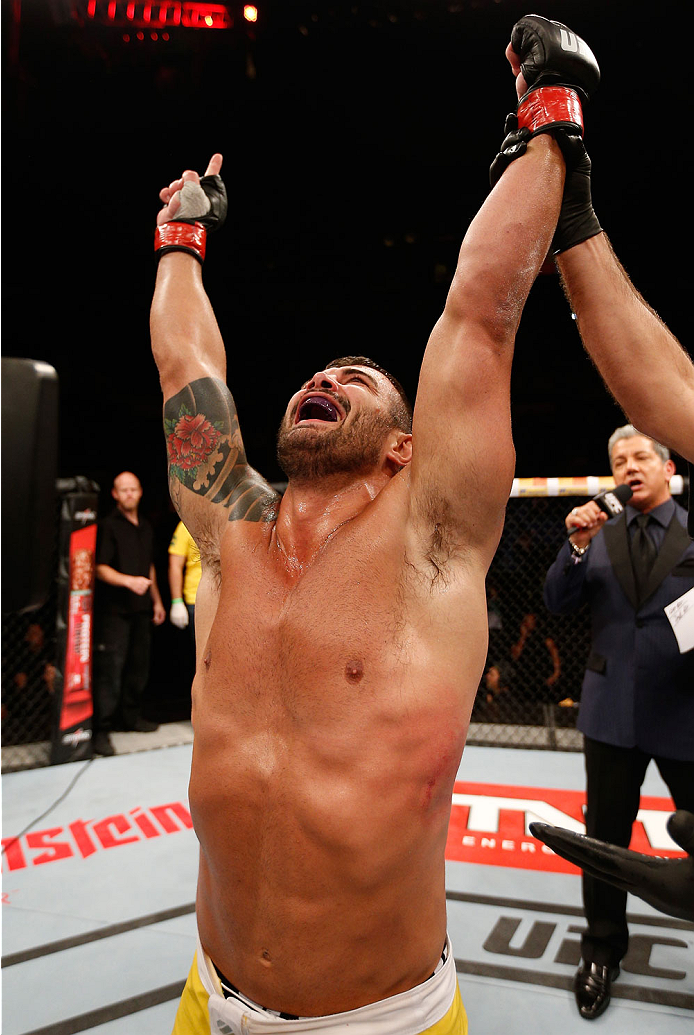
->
[[203, 649, 211, 669], [345, 659, 364, 683]]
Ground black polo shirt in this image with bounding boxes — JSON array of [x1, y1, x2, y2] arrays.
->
[[96, 508, 154, 614]]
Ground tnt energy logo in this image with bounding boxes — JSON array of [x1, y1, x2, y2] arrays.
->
[[446, 782, 682, 873]]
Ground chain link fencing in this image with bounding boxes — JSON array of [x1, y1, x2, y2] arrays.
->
[[2, 499, 60, 771], [470, 493, 588, 751], [5, 479, 685, 769], [468, 475, 687, 750]]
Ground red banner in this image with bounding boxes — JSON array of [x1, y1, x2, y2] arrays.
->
[[445, 781, 681, 874], [50, 482, 99, 765], [60, 524, 97, 731]]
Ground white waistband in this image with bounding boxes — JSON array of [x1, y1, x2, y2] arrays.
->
[[197, 934, 457, 1035]]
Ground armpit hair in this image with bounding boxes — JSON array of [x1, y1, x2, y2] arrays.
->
[[417, 492, 466, 585], [195, 525, 222, 591]]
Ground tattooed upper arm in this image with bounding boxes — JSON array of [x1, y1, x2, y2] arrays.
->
[[164, 377, 279, 536]]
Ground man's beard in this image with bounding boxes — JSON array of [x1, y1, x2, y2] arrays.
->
[[277, 409, 393, 482]]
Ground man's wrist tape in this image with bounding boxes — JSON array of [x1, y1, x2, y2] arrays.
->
[[154, 222, 207, 264], [171, 598, 184, 604], [517, 86, 583, 138]]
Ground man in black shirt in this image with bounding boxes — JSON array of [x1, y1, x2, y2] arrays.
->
[[92, 471, 165, 755]]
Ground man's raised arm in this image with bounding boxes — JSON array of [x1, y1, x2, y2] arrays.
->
[[409, 16, 599, 571], [556, 235, 694, 464], [150, 154, 278, 542], [500, 35, 694, 465], [410, 133, 562, 569]]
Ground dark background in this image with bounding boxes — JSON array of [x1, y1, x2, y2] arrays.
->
[[3, 1, 690, 714], [5, 0, 690, 496]]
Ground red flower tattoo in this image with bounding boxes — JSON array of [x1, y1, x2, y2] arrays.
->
[[167, 414, 221, 471]]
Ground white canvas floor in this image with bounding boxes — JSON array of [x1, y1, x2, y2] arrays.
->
[[2, 735, 692, 1034]]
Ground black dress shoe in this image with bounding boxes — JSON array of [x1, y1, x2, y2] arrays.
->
[[574, 960, 620, 1019], [92, 731, 115, 757]]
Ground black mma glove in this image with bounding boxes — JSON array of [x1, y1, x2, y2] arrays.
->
[[490, 14, 600, 187], [489, 114, 530, 188], [552, 140, 602, 254], [511, 14, 600, 101], [155, 173, 228, 264], [530, 811, 694, 923]]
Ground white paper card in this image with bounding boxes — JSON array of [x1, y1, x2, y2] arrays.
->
[[664, 586, 694, 653]]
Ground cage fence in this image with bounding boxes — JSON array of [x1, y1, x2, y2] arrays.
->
[[469, 493, 591, 751], [1, 498, 61, 771], [6, 480, 675, 770]]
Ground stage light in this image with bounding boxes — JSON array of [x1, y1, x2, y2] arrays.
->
[[81, 1, 233, 29], [243, 5, 258, 22]]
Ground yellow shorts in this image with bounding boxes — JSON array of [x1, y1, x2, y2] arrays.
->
[[172, 937, 467, 1035]]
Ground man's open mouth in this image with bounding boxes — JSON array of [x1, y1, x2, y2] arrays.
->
[[295, 395, 343, 424]]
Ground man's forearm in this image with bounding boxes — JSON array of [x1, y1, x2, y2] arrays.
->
[[150, 252, 227, 401], [446, 134, 564, 343], [149, 564, 163, 608], [557, 234, 694, 461], [96, 564, 131, 588], [543, 543, 588, 614]]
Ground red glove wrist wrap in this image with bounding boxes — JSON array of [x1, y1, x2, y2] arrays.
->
[[154, 221, 207, 263], [517, 86, 584, 138]]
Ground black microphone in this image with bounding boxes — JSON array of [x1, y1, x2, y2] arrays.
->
[[567, 483, 633, 534]]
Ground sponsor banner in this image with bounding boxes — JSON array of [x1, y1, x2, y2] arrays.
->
[[3, 784, 682, 877], [60, 523, 97, 732], [445, 781, 681, 873], [1, 801, 192, 872], [50, 487, 99, 765]]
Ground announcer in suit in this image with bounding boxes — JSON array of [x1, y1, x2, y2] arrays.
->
[[543, 424, 694, 1020]]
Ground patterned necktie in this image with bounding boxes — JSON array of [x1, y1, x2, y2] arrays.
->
[[631, 513, 657, 602]]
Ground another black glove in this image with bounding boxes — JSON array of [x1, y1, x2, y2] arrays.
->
[[170, 174, 228, 232], [155, 174, 228, 264], [552, 140, 602, 254], [530, 810, 694, 923], [491, 14, 600, 188], [510, 14, 600, 101]]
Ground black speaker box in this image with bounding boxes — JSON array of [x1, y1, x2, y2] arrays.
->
[[2, 358, 59, 613]]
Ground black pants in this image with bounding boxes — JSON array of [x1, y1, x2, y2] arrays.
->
[[93, 611, 151, 732], [582, 735, 694, 966]]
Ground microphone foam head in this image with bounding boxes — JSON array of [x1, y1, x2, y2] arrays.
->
[[597, 483, 633, 517]]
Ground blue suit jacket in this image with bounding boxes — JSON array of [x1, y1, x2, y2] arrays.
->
[[543, 501, 694, 761]]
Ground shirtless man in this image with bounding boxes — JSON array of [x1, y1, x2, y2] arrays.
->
[[150, 16, 597, 1034]]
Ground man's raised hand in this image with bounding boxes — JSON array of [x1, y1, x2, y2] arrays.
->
[[505, 41, 528, 100], [564, 501, 608, 550], [154, 154, 226, 265], [506, 15, 600, 102], [157, 154, 224, 226]]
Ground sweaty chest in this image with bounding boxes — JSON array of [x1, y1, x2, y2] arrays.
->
[[200, 531, 412, 724]]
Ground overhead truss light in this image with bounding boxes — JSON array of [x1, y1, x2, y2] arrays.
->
[[83, 0, 233, 29]]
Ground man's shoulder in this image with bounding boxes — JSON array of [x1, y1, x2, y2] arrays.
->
[[98, 509, 121, 534], [671, 497, 690, 523]]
